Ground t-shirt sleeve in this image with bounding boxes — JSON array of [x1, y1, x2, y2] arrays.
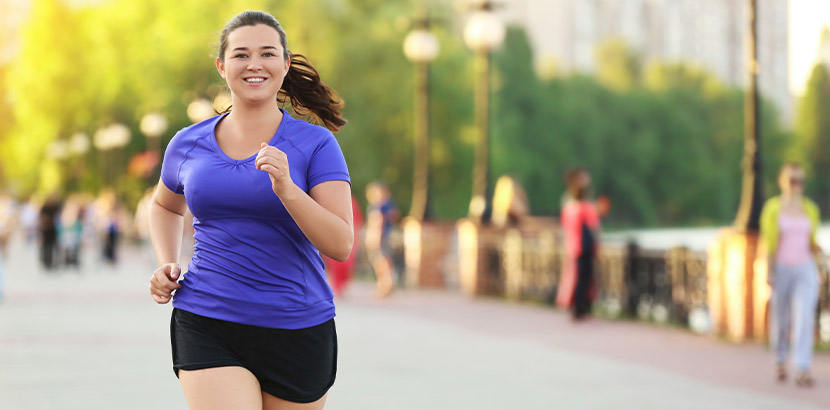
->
[[160, 129, 187, 194], [307, 131, 350, 189]]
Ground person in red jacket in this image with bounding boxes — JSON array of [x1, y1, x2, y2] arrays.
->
[[556, 167, 601, 320]]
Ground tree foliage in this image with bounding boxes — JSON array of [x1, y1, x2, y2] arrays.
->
[[0, 0, 798, 227], [794, 63, 830, 213]]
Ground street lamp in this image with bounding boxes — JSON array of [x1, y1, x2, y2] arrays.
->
[[734, 0, 762, 232], [213, 92, 232, 114], [68, 132, 90, 156], [187, 98, 215, 123], [140, 113, 168, 147], [463, 0, 505, 223], [403, 16, 439, 221], [94, 123, 131, 187], [45, 140, 69, 161], [140, 112, 168, 182]]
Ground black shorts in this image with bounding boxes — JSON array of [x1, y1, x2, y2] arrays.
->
[[170, 308, 337, 403]]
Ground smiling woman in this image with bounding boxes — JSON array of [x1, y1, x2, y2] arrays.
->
[[216, 11, 346, 132], [148, 10, 352, 410]]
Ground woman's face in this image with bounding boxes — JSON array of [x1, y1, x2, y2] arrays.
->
[[216, 24, 290, 106], [779, 165, 805, 196]]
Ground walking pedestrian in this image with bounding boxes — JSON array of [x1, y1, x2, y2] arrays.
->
[[149, 10, 351, 409], [38, 193, 61, 270], [365, 181, 399, 298], [761, 162, 823, 387], [556, 167, 601, 320]]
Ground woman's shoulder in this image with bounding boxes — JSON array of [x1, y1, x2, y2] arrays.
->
[[168, 115, 222, 148], [802, 197, 821, 217], [283, 113, 336, 141], [761, 196, 781, 212]]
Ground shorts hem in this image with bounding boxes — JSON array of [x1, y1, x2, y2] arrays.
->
[[261, 380, 335, 404], [173, 361, 245, 378]]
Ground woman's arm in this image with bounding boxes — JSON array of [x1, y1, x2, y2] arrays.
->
[[148, 182, 187, 304], [280, 180, 354, 262], [255, 143, 354, 261]]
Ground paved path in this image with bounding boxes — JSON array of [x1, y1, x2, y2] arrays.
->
[[0, 239, 828, 409]]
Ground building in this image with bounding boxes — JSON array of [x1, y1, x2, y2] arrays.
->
[[498, 0, 792, 124]]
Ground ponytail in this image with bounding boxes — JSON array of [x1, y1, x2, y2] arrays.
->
[[279, 53, 346, 132]]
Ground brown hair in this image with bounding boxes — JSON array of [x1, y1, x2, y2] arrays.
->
[[565, 166, 590, 201], [217, 11, 346, 132]]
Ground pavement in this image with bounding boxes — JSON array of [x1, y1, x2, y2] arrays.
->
[[0, 237, 828, 410]]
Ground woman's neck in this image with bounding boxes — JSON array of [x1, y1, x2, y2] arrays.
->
[[781, 192, 802, 205], [225, 99, 283, 141]]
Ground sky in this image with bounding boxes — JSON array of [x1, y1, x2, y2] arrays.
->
[[789, 0, 830, 95]]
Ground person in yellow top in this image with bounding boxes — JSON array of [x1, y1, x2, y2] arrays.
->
[[760, 162, 823, 388]]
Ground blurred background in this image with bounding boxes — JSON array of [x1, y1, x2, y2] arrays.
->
[[1, 0, 830, 409]]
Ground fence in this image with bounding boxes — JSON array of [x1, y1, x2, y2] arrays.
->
[[476, 224, 830, 343]]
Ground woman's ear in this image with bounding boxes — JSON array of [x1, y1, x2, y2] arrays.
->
[[216, 58, 225, 79]]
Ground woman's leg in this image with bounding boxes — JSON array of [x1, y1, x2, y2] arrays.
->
[[262, 392, 328, 410], [573, 252, 593, 317], [770, 266, 794, 366], [179, 366, 263, 410], [792, 263, 820, 373]]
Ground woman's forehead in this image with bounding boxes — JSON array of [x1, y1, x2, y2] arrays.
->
[[228, 24, 282, 48], [782, 166, 804, 177]]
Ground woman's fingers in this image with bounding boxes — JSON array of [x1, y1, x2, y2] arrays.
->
[[149, 264, 182, 303], [151, 293, 171, 304]]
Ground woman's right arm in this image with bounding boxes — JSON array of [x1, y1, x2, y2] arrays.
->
[[148, 181, 188, 304]]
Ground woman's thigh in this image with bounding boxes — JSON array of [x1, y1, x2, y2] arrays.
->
[[179, 366, 263, 410], [262, 391, 328, 410]]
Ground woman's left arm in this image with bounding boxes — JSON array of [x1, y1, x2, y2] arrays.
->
[[256, 143, 354, 261], [281, 180, 354, 262]]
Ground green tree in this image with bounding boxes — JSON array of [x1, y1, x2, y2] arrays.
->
[[794, 63, 830, 213]]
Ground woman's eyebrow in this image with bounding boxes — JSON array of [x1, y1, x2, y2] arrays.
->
[[232, 46, 278, 52]]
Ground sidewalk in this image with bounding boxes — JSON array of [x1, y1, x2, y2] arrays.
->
[[0, 239, 828, 409]]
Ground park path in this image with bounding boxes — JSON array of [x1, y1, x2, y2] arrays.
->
[[0, 239, 827, 409]]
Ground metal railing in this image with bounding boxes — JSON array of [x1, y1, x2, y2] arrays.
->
[[487, 226, 830, 343]]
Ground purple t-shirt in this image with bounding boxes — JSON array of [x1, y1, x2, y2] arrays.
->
[[161, 109, 349, 329]]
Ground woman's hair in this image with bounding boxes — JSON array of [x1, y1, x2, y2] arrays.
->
[[565, 166, 590, 201], [217, 10, 346, 132]]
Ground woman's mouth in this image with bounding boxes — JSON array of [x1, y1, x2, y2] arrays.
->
[[243, 77, 267, 84]]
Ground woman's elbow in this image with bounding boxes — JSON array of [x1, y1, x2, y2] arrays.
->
[[329, 235, 354, 262]]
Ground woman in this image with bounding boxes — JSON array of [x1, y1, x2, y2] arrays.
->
[[149, 11, 352, 409], [760, 162, 822, 388], [556, 167, 601, 320]]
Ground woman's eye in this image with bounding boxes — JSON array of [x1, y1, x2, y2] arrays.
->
[[234, 54, 248, 59], [263, 53, 275, 57]]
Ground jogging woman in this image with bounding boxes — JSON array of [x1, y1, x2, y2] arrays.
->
[[149, 10, 352, 409]]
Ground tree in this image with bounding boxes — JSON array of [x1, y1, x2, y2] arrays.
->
[[794, 63, 830, 213]]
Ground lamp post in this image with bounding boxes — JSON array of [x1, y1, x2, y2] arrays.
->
[[140, 112, 168, 155], [140, 112, 168, 181], [706, 0, 766, 343], [464, 0, 505, 223], [94, 123, 131, 187], [734, 0, 762, 232], [187, 98, 215, 124], [403, 15, 439, 221]]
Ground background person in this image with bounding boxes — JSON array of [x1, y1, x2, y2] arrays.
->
[[760, 162, 823, 388]]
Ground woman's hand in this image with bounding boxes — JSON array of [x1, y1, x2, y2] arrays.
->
[[255, 142, 297, 199], [149, 262, 182, 304]]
